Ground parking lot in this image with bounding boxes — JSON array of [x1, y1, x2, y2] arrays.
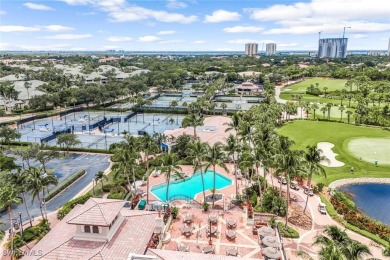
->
[[0, 152, 110, 229]]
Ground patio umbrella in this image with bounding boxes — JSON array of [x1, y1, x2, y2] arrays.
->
[[262, 247, 281, 259], [262, 236, 280, 248], [258, 226, 275, 236]]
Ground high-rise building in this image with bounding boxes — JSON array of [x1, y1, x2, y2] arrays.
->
[[388, 38, 390, 56], [318, 38, 348, 58], [245, 43, 258, 56], [265, 43, 277, 55]]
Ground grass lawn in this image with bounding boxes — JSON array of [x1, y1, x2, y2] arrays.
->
[[279, 77, 360, 107], [281, 77, 348, 93], [277, 120, 390, 185], [300, 104, 355, 123]]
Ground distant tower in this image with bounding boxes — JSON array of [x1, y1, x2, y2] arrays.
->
[[245, 43, 258, 56], [318, 38, 348, 58], [265, 43, 277, 55], [388, 38, 390, 56]]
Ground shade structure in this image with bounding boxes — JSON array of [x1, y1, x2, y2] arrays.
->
[[262, 247, 282, 259], [258, 226, 275, 236], [262, 236, 280, 248]]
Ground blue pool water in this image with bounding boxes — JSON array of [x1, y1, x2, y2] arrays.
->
[[151, 170, 232, 201], [339, 183, 390, 226]]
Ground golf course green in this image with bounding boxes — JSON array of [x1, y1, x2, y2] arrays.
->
[[348, 138, 390, 165], [277, 120, 390, 185]]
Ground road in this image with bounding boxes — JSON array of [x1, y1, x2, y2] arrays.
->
[[0, 153, 111, 231]]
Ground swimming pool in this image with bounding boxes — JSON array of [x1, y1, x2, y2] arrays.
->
[[151, 170, 232, 201]]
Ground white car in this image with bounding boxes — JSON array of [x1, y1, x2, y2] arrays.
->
[[318, 203, 327, 214], [304, 187, 314, 196]]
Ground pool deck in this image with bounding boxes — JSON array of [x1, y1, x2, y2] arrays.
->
[[141, 163, 245, 204]]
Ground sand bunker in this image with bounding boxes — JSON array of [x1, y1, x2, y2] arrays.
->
[[317, 142, 345, 167]]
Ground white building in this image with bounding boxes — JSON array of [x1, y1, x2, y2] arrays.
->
[[388, 38, 390, 56], [266, 43, 277, 56], [245, 43, 258, 56], [318, 38, 348, 58]]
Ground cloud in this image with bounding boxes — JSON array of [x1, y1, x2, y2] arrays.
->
[[167, 0, 187, 9], [107, 36, 132, 42], [159, 39, 184, 44], [23, 2, 54, 11], [139, 36, 160, 42], [223, 26, 263, 33], [158, 30, 176, 35], [192, 40, 205, 44], [77, 12, 97, 16], [205, 10, 240, 23], [43, 25, 74, 32], [245, 0, 390, 35], [43, 34, 93, 40], [0, 10, 6, 15], [353, 34, 367, 39], [61, 0, 197, 23], [0, 25, 41, 32], [227, 39, 257, 44]]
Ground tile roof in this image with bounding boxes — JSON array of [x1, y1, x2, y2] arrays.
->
[[67, 198, 125, 226], [164, 116, 235, 146], [23, 199, 158, 260], [146, 249, 249, 260]]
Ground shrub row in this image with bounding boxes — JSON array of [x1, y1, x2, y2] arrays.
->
[[319, 195, 337, 217], [277, 222, 300, 238], [45, 169, 86, 202], [57, 193, 92, 220]]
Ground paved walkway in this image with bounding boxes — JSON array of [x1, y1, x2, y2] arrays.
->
[[261, 167, 385, 259]]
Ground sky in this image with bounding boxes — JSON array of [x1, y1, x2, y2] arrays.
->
[[0, 0, 390, 52]]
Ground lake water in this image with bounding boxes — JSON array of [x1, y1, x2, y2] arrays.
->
[[339, 183, 390, 226]]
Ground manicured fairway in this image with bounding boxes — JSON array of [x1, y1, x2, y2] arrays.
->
[[277, 120, 390, 185], [281, 77, 347, 93], [348, 138, 390, 165]]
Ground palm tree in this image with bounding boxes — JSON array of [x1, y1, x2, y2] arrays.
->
[[303, 145, 329, 213], [221, 102, 228, 113], [70, 97, 77, 120], [35, 149, 58, 174], [186, 140, 208, 201], [313, 225, 372, 260], [25, 166, 58, 220], [320, 106, 327, 119], [224, 134, 240, 197], [311, 103, 319, 120], [0, 186, 22, 254], [24, 81, 32, 100], [326, 103, 333, 120], [346, 110, 353, 124], [6, 169, 33, 227], [170, 100, 179, 122], [224, 113, 241, 133], [276, 149, 302, 228], [160, 153, 183, 202], [204, 142, 229, 208], [338, 105, 345, 122], [140, 134, 158, 203], [95, 171, 108, 191], [112, 149, 139, 192], [181, 112, 204, 138]]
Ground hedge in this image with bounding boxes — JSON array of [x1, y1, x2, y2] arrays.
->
[[320, 195, 337, 217], [45, 169, 86, 202], [343, 222, 388, 247], [277, 222, 300, 238], [57, 193, 92, 220]]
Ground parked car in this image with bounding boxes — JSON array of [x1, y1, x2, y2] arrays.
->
[[304, 187, 314, 196], [278, 176, 287, 185], [318, 202, 327, 214], [290, 181, 300, 190]]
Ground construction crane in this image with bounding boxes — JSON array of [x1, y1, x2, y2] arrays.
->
[[343, 26, 351, 39]]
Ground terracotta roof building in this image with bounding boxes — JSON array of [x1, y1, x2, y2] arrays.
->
[[235, 82, 260, 95], [23, 198, 158, 260]]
